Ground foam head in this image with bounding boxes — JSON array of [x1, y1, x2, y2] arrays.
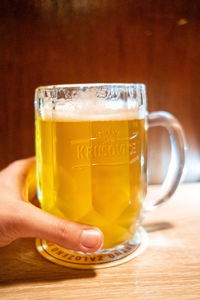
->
[[40, 98, 145, 121]]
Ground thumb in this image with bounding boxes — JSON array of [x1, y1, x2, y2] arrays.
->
[[17, 201, 104, 253]]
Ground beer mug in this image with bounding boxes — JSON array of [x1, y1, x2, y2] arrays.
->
[[33, 83, 185, 268]]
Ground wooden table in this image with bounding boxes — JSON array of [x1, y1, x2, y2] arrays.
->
[[0, 183, 200, 299]]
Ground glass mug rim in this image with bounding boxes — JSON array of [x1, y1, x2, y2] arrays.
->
[[35, 82, 146, 91], [35, 83, 147, 120]]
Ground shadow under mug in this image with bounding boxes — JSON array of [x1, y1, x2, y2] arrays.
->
[[29, 83, 185, 269]]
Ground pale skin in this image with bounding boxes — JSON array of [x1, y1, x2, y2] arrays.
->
[[0, 157, 104, 252]]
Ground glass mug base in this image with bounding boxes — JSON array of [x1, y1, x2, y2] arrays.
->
[[35, 227, 148, 269]]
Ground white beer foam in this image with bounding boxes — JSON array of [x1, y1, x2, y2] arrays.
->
[[41, 98, 145, 121]]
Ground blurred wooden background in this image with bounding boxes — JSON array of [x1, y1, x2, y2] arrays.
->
[[0, 0, 199, 183]]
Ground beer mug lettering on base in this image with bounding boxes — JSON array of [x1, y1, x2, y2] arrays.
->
[[34, 84, 185, 268]]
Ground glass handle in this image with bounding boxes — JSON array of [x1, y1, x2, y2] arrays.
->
[[144, 111, 186, 212]]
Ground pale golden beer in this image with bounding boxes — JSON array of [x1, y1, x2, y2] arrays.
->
[[36, 116, 147, 249]]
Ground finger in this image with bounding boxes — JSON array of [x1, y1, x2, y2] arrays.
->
[[17, 201, 104, 253], [1, 157, 35, 198]]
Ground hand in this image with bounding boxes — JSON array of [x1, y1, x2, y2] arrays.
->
[[0, 158, 104, 252]]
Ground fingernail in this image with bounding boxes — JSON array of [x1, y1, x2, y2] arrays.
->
[[80, 229, 103, 249]]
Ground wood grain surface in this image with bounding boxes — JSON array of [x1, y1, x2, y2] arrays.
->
[[0, 183, 199, 299], [0, 0, 200, 182]]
